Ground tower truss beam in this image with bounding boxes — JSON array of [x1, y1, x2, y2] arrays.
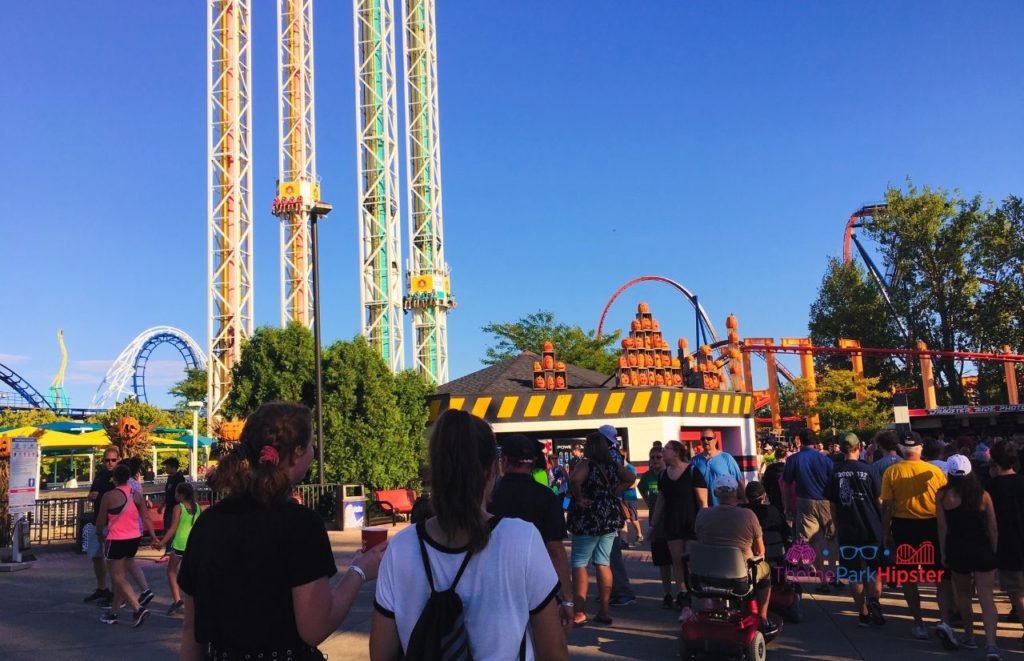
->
[[208, 0, 254, 423], [400, 0, 453, 384], [276, 0, 317, 328], [353, 0, 404, 373]]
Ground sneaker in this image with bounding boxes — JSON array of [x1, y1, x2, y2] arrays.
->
[[957, 635, 979, 650], [609, 595, 637, 607], [986, 644, 1002, 660], [868, 600, 886, 626], [662, 594, 674, 610], [935, 621, 958, 650], [858, 613, 871, 627], [911, 623, 930, 640], [137, 589, 154, 607], [84, 588, 112, 603], [761, 618, 780, 637], [167, 600, 184, 615], [100, 611, 118, 625], [132, 608, 149, 628]]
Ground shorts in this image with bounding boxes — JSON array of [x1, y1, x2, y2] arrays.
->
[[104, 537, 141, 561], [796, 498, 834, 542], [754, 558, 772, 592], [84, 523, 104, 559], [651, 538, 671, 567], [891, 517, 943, 575], [623, 501, 639, 522], [172, 547, 186, 558], [834, 544, 884, 571], [571, 533, 616, 568], [1000, 570, 1024, 594]]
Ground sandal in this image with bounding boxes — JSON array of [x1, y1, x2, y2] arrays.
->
[[593, 614, 613, 625], [573, 615, 588, 627]]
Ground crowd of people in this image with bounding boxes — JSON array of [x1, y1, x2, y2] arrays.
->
[[76, 402, 1024, 659]]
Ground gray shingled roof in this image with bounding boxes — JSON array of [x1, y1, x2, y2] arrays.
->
[[437, 352, 615, 395]]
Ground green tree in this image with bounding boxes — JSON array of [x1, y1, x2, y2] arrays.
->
[[223, 322, 316, 416], [0, 408, 72, 429], [867, 182, 985, 403], [790, 370, 891, 438], [169, 368, 207, 409], [482, 310, 621, 373], [223, 325, 430, 489]]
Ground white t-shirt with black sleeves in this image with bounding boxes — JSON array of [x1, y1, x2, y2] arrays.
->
[[374, 516, 558, 660]]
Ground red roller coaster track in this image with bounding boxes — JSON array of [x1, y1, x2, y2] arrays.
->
[[596, 275, 719, 341]]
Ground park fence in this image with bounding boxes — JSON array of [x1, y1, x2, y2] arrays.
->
[[1, 482, 345, 549]]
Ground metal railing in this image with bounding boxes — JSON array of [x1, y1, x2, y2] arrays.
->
[[2, 483, 346, 548]]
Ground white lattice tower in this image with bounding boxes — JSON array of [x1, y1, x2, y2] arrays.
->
[[353, 0, 404, 372], [207, 0, 254, 423], [400, 0, 453, 384], [275, 0, 317, 328]]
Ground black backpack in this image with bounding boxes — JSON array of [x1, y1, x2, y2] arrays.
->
[[405, 518, 527, 661]]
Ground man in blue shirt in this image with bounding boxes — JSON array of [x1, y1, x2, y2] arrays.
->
[[691, 429, 745, 506], [784, 428, 837, 592]]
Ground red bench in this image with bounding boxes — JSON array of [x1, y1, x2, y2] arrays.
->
[[374, 489, 417, 526]]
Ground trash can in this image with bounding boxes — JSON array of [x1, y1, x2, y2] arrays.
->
[[339, 484, 366, 531]]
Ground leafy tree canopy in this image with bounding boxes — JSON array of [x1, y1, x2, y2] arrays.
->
[[169, 368, 207, 410], [482, 310, 621, 374], [0, 408, 73, 429], [88, 399, 174, 459], [790, 369, 891, 439]]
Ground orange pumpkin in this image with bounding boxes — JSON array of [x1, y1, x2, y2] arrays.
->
[[678, 337, 688, 351], [671, 358, 681, 368], [673, 373, 683, 385], [118, 416, 141, 440], [643, 336, 652, 349], [638, 302, 650, 314], [631, 320, 641, 332], [555, 375, 566, 389], [219, 419, 245, 443], [535, 375, 546, 389], [618, 356, 628, 368], [624, 337, 635, 349], [543, 355, 554, 369], [656, 374, 666, 386], [543, 340, 554, 353], [638, 373, 649, 386], [545, 375, 555, 390], [628, 353, 638, 366], [730, 363, 742, 375], [641, 317, 652, 330], [533, 361, 542, 372], [619, 373, 630, 386], [726, 314, 738, 331], [652, 319, 660, 331], [654, 355, 662, 368], [556, 361, 565, 370]]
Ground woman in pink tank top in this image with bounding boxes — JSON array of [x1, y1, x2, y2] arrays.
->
[[97, 463, 157, 626]]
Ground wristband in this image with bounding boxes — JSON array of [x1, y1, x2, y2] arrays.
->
[[348, 565, 367, 583], [560, 601, 574, 608]]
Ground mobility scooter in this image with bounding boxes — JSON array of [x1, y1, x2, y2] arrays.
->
[[679, 542, 781, 660]]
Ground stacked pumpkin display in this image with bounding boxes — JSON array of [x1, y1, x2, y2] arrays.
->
[[616, 303, 684, 388], [533, 340, 568, 391]]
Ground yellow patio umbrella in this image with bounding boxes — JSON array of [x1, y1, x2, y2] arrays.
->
[[36, 429, 111, 449]]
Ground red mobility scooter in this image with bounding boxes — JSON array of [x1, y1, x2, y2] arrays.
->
[[679, 542, 781, 660]]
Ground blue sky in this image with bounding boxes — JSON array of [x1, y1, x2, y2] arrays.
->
[[2, 1, 1022, 409]]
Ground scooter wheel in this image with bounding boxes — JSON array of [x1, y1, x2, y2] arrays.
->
[[746, 631, 766, 661]]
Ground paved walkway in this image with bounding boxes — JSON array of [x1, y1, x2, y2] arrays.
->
[[2, 528, 1024, 659]]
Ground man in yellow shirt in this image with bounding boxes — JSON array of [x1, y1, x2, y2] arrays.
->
[[880, 431, 953, 643]]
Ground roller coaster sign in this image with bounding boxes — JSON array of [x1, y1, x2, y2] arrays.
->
[[910, 404, 1024, 417]]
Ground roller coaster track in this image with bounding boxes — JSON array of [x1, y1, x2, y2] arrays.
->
[[92, 326, 207, 408], [0, 362, 55, 411]]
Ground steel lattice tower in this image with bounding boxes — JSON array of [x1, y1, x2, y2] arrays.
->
[[274, 0, 318, 328], [353, 0, 404, 372], [207, 0, 254, 423], [400, 0, 453, 384]]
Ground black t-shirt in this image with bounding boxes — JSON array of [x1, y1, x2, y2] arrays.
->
[[178, 494, 337, 652], [89, 469, 115, 514], [163, 472, 187, 525], [742, 501, 791, 546], [762, 462, 786, 515], [987, 473, 1024, 571], [489, 473, 567, 543], [827, 459, 882, 546], [658, 464, 707, 540]]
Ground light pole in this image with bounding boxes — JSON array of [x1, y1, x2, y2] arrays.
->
[[309, 201, 332, 485], [187, 400, 204, 480]]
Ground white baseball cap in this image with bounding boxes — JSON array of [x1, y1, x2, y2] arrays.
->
[[712, 474, 739, 492], [946, 454, 973, 476]]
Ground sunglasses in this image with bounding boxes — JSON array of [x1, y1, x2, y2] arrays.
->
[[103, 458, 118, 463], [650, 454, 663, 460], [702, 437, 715, 441]]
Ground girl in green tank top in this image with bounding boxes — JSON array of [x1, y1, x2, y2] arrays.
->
[[157, 481, 201, 615]]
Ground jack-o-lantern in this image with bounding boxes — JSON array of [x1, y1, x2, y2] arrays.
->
[[545, 375, 555, 390], [638, 302, 650, 314], [652, 319, 660, 331], [628, 353, 638, 366], [671, 358, 682, 368], [678, 338, 688, 351], [673, 373, 683, 385], [638, 373, 649, 386], [631, 320, 641, 332], [655, 374, 666, 386], [219, 419, 245, 443], [118, 416, 141, 440], [555, 375, 566, 389], [556, 361, 565, 370], [641, 317, 652, 330], [533, 361, 542, 372], [646, 354, 656, 367], [624, 337, 635, 349], [543, 355, 554, 369], [644, 336, 652, 349], [726, 314, 738, 331], [542, 340, 554, 353], [618, 356, 628, 369], [535, 375, 546, 389], [619, 373, 630, 386], [654, 355, 662, 368]]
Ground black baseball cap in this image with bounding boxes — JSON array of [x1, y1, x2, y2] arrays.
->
[[899, 430, 923, 447], [501, 434, 541, 462], [162, 457, 180, 468], [745, 481, 766, 501]]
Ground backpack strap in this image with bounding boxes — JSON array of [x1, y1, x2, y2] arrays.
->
[[415, 517, 504, 593]]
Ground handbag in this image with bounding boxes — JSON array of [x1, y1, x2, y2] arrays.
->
[[591, 460, 629, 521]]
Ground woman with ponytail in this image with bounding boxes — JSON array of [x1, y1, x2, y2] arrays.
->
[[370, 409, 568, 660], [178, 402, 385, 661]]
